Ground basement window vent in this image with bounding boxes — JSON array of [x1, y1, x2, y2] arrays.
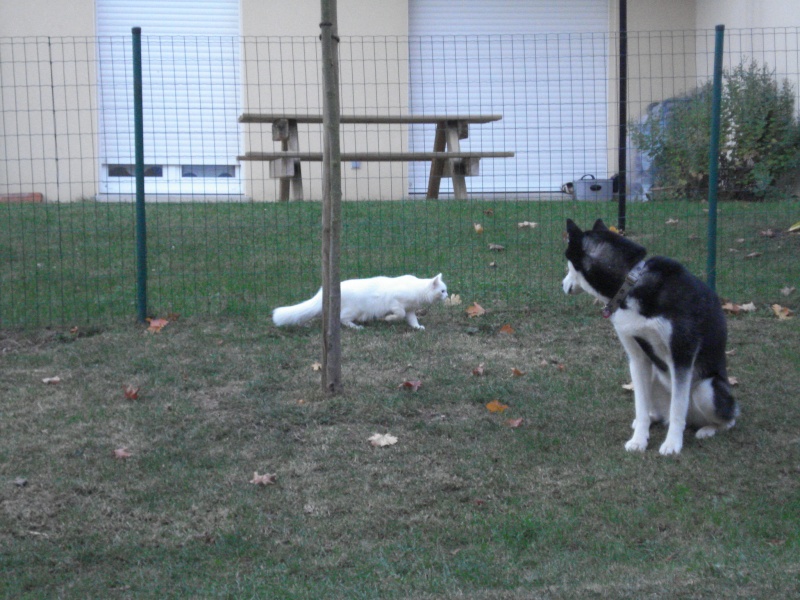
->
[[108, 165, 163, 177], [182, 165, 236, 178]]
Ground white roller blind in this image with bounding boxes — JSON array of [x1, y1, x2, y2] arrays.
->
[[409, 0, 610, 193], [96, 0, 241, 195]]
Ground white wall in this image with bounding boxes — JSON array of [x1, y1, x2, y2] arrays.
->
[[241, 0, 407, 37], [0, 0, 95, 37], [696, 0, 800, 30]]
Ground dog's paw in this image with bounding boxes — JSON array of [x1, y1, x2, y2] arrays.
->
[[625, 437, 648, 452], [695, 425, 718, 439], [659, 438, 683, 455]]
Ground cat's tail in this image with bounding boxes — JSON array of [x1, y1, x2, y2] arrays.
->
[[272, 288, 323, 327]]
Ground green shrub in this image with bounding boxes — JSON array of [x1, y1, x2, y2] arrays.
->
[[631, 59, 800, 200]]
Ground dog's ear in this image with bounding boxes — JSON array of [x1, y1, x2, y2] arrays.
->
[[566, 219, 582, 238], [592, 219, 609, 232]]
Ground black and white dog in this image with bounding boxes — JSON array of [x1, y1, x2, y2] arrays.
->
[[562, 219, 739, 455]]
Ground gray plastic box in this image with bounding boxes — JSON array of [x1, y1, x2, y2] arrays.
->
[[574, 175, 613, 201]]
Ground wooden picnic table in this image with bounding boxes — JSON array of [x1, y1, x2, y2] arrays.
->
[[238, 113, 513, 200]]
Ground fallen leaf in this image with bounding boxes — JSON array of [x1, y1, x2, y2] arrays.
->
[[511, 368, 525, 377], [483, 209, 494, 216], [517, 221, 538, 229], [368, 433, 398, 447], [728, 376, 739, 386], [114, 448, 132, 459], [443, 293, 462, 306], [42, 376, 61, 384], [622, 382, 635, 391], [505, 418, 524, 428], [789, 220, 800, 233], [768, 538, 788, 547], [123, 385, 140, 400], [722, 301, 740, 314], [249, 471, 277, 485], [14, 477, 28, 487], [759, 229, 776, 238], [722, 301, 755, 315], [556, 364, 566, 372], [726, 349, 736, 356], [486, 399, 509, 413], [499, 324, 515, 334], [398, 380, 422, 392], [745, 252, 762, 259], [735, 238, 746, 243], [69, 326, 79, 334], [472, 363, 486, 376], [473, 223, 484, 234], [311, 362, 322, 371], [488, 243, 505, 252], [781, 286, 796, 296], [146, 318, 169, 333], [772, 304, 795, 320], [666, 218, 679, 225], [466, 302, 486, 318]]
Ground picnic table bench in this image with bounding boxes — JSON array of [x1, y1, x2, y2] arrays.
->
[[237, 113, 514, 200]]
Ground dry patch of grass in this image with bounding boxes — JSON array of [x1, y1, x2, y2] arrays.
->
[[1, 303, 798, 598]]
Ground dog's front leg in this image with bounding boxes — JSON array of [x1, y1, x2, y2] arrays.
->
[[659, 368, 691, 455], [624, 350, 653, 452]]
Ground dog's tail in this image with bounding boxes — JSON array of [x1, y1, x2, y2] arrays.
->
[[272, 288, 323, 327], [712, 374, 740, 421]]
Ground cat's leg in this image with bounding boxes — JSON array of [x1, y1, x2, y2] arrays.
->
[[341, 319, 363, 330], [383, 303, 406, 323], [405, 311, 424, 330]]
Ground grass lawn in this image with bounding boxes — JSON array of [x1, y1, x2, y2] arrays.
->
[[1, 198, 798, 597], [1, 198, 798, 326], [1, 300, 798, 597]]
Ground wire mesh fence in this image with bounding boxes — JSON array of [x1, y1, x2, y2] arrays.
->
[[2, 29, 799, 328]]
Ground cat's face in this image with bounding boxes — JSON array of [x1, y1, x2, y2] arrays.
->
[[432, 273, 448, 302]]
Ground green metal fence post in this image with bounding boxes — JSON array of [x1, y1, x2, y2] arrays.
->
[[616, 0, 628, 232], [706, 24, 725, 291], [132, 27, 148, 322]]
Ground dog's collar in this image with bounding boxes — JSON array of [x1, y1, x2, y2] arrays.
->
[[602, 260, 646, 318]]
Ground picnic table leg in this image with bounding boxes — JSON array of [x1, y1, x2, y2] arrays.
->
[[426, 122, 446, 199], [444, 121, 468, 200], [274, 119, 292, 201], [278, 138, 291, 201], [287, 120, 304, 201]]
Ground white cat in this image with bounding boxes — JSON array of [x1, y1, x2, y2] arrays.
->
[[272, 274, 448, 330]]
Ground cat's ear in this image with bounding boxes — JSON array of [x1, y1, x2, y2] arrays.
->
[[432, 273, 443, 285]]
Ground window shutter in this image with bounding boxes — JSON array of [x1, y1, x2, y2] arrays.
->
[[96, 0, 241, 196], [409, 0, 610, 193]]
